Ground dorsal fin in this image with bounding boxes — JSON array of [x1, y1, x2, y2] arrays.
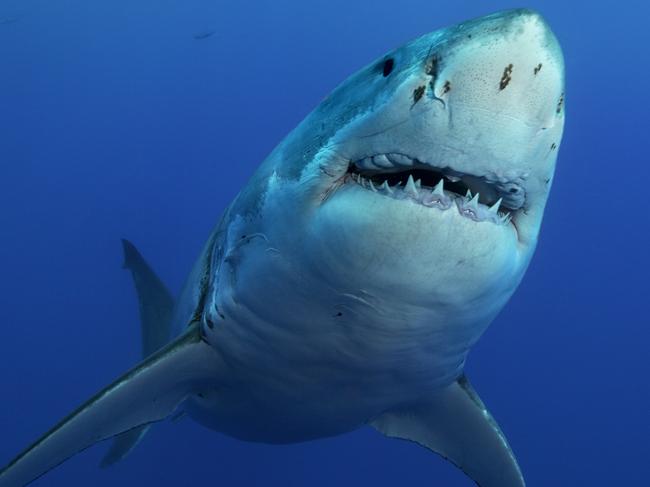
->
[[100, 240, 176, 466], [121, 239, 174, 356]]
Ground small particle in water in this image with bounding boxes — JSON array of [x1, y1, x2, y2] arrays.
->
[[194, 30, 217, 40]]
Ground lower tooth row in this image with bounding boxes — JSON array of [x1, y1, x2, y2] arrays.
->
[[353, 174, 511, 225]]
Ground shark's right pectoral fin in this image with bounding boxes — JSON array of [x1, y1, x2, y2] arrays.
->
[[0, 324, 219, 487], [370, 375, 525, 487]]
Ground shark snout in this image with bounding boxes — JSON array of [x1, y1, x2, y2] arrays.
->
[[428, 9, 565, 129]]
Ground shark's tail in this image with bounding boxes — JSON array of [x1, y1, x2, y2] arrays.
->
[[100, 240, 176, 467]]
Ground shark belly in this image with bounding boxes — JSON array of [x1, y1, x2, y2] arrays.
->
[[185, 311, 470, 443], [184, 211, 518, 443]]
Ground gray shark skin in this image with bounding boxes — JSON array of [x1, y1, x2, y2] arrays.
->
[[0, 9, 565, 487]]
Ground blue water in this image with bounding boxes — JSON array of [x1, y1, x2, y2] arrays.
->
[[1, 1, 648, 486]]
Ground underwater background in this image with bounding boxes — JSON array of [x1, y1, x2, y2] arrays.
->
[[0, 0, 648, 485]]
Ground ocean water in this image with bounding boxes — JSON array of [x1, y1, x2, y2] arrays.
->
[[0, 0, 648, 486]]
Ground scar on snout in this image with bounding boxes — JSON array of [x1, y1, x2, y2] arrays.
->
[[425, 55, 439, 78], [534, 63, 543, 75], [499, 64, 514, 90], [551, 142, 557, 151], [412, 85, 426, 105]]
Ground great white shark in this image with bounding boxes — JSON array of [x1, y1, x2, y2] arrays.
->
[[0, 9, 565, 486]]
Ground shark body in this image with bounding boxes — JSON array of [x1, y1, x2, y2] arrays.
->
[[0, 9, 565, 486]]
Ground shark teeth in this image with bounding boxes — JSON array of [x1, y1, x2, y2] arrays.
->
[[372, 155, 393, 168], [386, 153, 414, 166], [380, 181, 393, 194], [454, 191, 512, 226], [355, 158, 371, 171], [349, 162, 515, 227], [405, 174, 419, 198], [468, 193, 480, 209], [488, 198, 503, 214], [356, 153, 417, 170]]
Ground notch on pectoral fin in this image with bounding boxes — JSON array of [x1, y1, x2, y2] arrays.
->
[[370, 375, 525, 487], [0, 324, 220, 487]]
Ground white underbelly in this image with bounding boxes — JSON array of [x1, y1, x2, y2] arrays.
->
[[188, 294, 486, 443], [188, 219, 513, 443]]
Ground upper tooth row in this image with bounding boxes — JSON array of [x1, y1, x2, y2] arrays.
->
[[356, 154, 415, 170]]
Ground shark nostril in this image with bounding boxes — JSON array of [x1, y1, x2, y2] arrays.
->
[[382, 58, 395, 77]]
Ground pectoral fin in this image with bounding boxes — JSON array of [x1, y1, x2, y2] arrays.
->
[[0, 324, 219, 487], [370, 375, 525, 487], [100, 240, 176, 467], [99, 427, 150, 468]]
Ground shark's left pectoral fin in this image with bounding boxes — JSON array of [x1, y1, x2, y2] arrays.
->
[[0, 324, 219, 487], [370, 375, 525, 487], [99, 426, 150, 468]]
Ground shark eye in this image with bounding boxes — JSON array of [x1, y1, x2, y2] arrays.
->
[[382, 58, 395, 77]]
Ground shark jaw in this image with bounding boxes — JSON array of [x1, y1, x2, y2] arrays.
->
[[347, 155, 516, 227]]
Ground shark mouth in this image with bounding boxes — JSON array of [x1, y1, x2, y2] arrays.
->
[[346, 154, 526, 226]]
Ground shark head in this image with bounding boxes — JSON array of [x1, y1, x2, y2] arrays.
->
[[243, 10, 562, 290], [343, 9, 563, 242], [294, 8, 565, 242], [218, 8, 565, 392]]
